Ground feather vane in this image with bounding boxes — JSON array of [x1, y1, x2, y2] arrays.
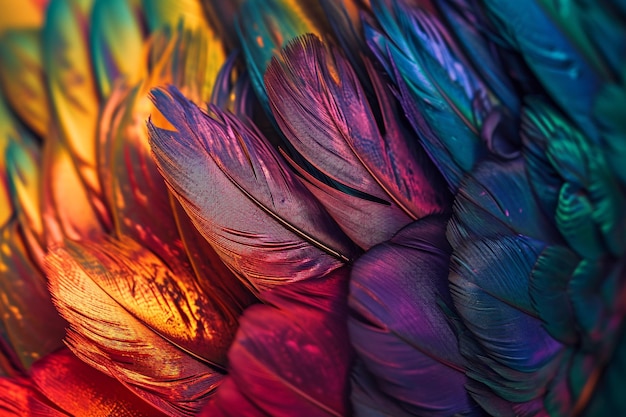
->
[[265, 34, 449, 249], [149, 86, 357, 292], [45, 236, 232, 416]]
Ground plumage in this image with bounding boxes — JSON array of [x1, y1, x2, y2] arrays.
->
[[149, 86, 357, 292], [0, 0, 625, 416], [265, 34, 449, 249], [349, 216, 478, 416], [365, 0, 500, 189], [45, 236, 232, 416], [207, 268, 353, 417], [0, 29, 50, 136]]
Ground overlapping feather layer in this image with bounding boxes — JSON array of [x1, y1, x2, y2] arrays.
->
[[0, 0, 624, 416]]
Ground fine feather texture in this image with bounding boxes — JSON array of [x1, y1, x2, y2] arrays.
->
[[349, 216, 479, 416], [0, 0, 625, 415], [45, 236, 230, 416], [149, 86, 357, 292], [266, 34, 449, 249], [206, 268, 352, 417], [366, 0, 502, 189]]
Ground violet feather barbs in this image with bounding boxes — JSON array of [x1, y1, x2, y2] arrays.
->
[[0, 0, 626, 416]]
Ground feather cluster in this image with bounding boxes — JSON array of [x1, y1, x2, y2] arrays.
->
[[0, 0, 625, 416]]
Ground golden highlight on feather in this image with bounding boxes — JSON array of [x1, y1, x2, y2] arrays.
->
[[45, 236, 228, 415]]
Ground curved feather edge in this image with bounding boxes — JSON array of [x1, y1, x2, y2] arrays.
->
[[265, 34, 450, 249], [349, 216, 481, 416], [366, 0, 501, 190], [202, 267, 352, 417], [148, 86, 356, 292], [45, 236, 229, 416]]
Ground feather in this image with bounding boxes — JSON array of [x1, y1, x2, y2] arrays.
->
[[206, 267, 353, 417], [45, 236, 232, 416], [43, 0, 110, 228], [594, 64, 626, 184], [318, 0, 373, 88], [0, 376, 66, 416], [265, 34, 449, 249], [522, 98, 626, 259], [235, 0, 329, 112], [41, 133, 105, 245], [5, 136, 46, 264], [0, 221, 65, 375], [90, 0, 145, 97], [141, 0, 209, 31], [0, 347, 167, 416], [0, 95, 19, 228], [434, 0, 520, 113], [349, 216, 479, 416], [447, 158, 561, 247], [581, 313, 626, 417], [210, 52, 255, 118], [0, 29, 50, 136], [366, 0, 502, 189], [199, 0, 243, 50], [28, 348, 167, 416], [447, 96, 626, 415], [479, 0, 602, 142], [149, 86, 357, 292], [449, 235, 566, 414]]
